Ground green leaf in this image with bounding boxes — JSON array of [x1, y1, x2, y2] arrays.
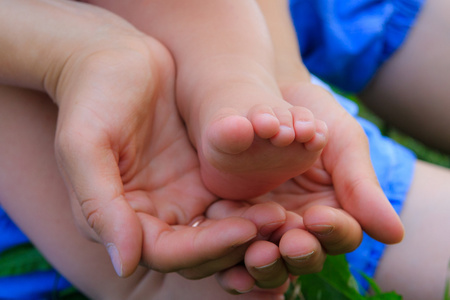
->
[[57, 286, 89, 300], [0, 243, 53, 276], [360, 274, 402, 300], [444, 260, 450, 300], [292, 255, 403, 300], [297, 255, 365, 300]]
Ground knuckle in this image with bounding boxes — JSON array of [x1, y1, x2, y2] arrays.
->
[[80, 197, 106, 236]]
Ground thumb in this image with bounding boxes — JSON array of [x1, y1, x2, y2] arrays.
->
[[55, 125, 142, 277], [326, 134, 404, 244]]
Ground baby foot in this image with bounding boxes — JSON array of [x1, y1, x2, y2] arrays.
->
[[196, 89, 328, 200]]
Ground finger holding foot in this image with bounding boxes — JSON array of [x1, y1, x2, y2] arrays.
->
[[279, 228, 327, 276], [245, 240, 289, 289], [303, 205, 363, 255], [216, 265, 289, 298], [138, 214, 258, 276], [207, 200, 287, 239], [216, 265, 256, 294]]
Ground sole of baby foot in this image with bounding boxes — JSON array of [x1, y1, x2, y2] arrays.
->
[[200, 112, 328, 199]]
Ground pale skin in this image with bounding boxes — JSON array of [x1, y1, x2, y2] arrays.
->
[[2, 60, 449, 299], [0, 0, 414, 298], [355, 0, 450, 297], [2, 0, 445, 299], [0, 0, 285, 282], [0, 85, 288, 299], [260, 0, 450, 298], [2, 84, 449, 299], [2, 86, 448, 299], [359, 0, 450, 153], [0, 0, 365, 295], [0, 83, 390, 299], [82, 0, 329, 200], [85, 0, 403, 243]]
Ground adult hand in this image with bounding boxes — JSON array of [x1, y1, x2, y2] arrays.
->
[[208, 167, 363, 292], [29, 0, 288, 279], [256, 0, 404, 246], [208, 80, 404, 292], [281, 80, 404, 244]]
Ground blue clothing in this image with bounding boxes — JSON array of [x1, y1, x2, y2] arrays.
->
[[290, 0, 425, 92], [0, 207, 72, 299], [0, 271, 71, 300], [311, 76, 416, 291]]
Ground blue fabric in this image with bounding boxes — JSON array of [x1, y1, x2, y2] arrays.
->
[[0, 271, 71, 300], [0, 208, 29, 253], [0, 207, 72, 299], [290, 0, 425, 93], [311, 76, 416, 291]]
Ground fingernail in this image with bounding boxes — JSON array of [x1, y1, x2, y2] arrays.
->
[[254, 259, 279, 272], [287, 250, 315, 262], [260, 221, 284, 237], [308, 224, 334, 236], [107, 243, 123, 277], [235, 287, 253, 294], [231, 234, 257, 248]]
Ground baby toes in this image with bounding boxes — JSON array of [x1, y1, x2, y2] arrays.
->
[[207, 114, 254, 154], [248, 104, 280, 139], [269, 107, 296, 147], [291, 106, 316, 143], [304, 120, 328, 152]]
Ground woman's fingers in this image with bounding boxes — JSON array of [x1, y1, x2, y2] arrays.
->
[[279, 228, 326, 276], [303, 205, 363, 255], [206, 200, 287, 239], [139, 214, 257, 277]]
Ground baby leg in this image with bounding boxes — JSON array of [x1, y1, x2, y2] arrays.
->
[[375, 161, 450, 299], [359, 0, 450, 153]]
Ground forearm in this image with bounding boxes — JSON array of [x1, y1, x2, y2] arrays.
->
[[0, 0, 139, 97], [256, 0, 310, 83], [0, 0, 65, 90], [85, 0, 277, 87]]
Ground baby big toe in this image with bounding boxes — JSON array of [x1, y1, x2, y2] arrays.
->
[[207, 115, 254, 154]]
